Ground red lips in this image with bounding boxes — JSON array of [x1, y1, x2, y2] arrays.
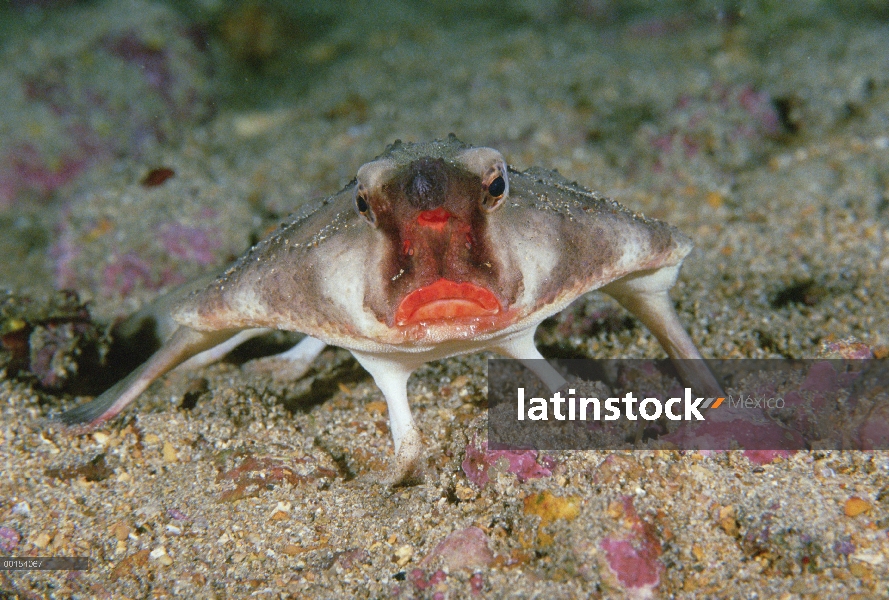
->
[[395, 279, 501, 325], [416, 208, 453, 231]]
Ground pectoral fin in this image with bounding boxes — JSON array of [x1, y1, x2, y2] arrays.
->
[[602, 266, 723, 397], [493, 329, 568, 392], [60, 327, 241, 426]]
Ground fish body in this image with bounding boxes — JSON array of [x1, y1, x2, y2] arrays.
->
[[62, 136, 718, 483]]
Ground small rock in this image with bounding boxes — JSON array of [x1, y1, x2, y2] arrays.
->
[[394, 545, 413, 567], [110, 521, 131, 542], [0, 526, 21, 551], [600, 496, 664, 595], [421, 527, 494, 571], [849, 561, 873, 579], [331, 548, 370, 570], [818, 338, 874, 360], [454, 483, 476, 501], [162, 442, 178, 463], [850, 551, 884, 566], [833, 540, 855, 556], [469, 572, 484, 594], [110, 549, 150, 581], [523, 491, 581, 527], [462, 439, 554, 489], [523, 491, 581, 546], [269, 501, 292, 520], [167, 509, 189, 521], [366, 400, 387, 415], [149, 546, 167, 560], [141, 167, 176, 188], [148, 546, 173, 567], [718, 505, 739, 536], [844, 497, 871, 517], [134, 503, 160, 521]]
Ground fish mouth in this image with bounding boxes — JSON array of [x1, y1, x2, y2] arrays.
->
[[395, 279, 501, 326], [416, 208, 453, 230]]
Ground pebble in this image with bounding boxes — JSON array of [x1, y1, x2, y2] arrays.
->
[[395, 545, 413, 566], [844, 497, 872, 517]]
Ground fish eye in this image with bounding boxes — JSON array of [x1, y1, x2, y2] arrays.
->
[[355, 188, 376, 225], [488, 176, 506, 198], [481, 169, 508, 212]]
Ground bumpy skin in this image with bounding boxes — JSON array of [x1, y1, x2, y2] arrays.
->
[[174, 139, 688, 349], [62, 136, 718, 484]]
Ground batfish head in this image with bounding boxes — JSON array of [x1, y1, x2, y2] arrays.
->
[[355, 139, 523, 338]]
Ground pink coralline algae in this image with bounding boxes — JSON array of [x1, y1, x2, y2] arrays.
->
[[469, 572, 484, 594], [103, 32, 176, 105], [421, 527, 495, 571], [60, 217, 225, 303], [661, 396, 803, 463], [818, 338, 875, 360], [166, 509, 189, 521], [767, 359, 885, 452], [159, 223, 223, 266], [101, 252, 182, 298], [600, 496, 663, 595], [407, 568, 447, 592], [327, 548, 370, 571], [461, 439, 554, 489], [50, 172, 253, 320], [742, 449, 795, 466], [857, 409, 889, 451], [0, 526, 21, 552], [0, 144, 96, 206], [0, 0, 213, 209], [663, 354, 888, 460], [639, 82, 783, 178]]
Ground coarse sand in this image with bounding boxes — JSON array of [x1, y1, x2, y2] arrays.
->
[[1, 1, 888, 597]]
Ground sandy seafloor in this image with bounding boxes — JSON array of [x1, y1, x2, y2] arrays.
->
[[1, 1, 889, 598]]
